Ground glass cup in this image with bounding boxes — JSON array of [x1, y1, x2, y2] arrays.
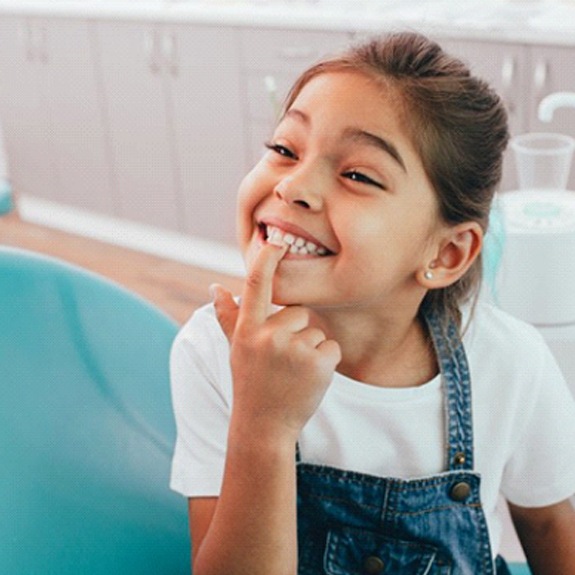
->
[[511, 132, 575, 191]]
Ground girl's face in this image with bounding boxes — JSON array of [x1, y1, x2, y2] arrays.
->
[[237, 71, 445, 314]]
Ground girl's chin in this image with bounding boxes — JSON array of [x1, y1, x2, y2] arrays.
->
[[270, 280, 321, 308], [268, 280, 301, 306]]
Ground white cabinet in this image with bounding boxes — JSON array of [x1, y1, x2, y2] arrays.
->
[[239, 28, 354, 168], [0, 16, 57, 202], [95, 21, 182, 231], [169, 25, 245, 244], [95, 21, 245, 242], [0, 16, 115, 213], [3, 14, 575, 244]]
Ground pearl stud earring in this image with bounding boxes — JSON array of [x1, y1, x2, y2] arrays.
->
[[424, 270, 434, 280]]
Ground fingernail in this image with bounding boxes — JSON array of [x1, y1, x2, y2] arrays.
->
[[209, 283, 219, 301]]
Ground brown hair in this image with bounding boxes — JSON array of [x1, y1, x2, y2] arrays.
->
[[281, 32, 510, 325]]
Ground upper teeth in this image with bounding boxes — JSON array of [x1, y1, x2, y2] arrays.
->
[[266, 225, 328, 256]]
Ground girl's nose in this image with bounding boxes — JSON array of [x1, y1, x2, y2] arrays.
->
[[273, 174, 323, 211]]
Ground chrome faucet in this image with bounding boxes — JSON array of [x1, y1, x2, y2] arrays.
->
[[538, 92, 575, 122]]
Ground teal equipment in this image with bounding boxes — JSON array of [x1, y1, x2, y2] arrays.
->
[[0, 247, 189, 574], [0, 178, 13, 214], [483, 195, 506, 304], [510, 563, 532, 574]]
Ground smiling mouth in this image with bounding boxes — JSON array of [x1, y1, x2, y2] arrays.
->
[[260, 224, 334, 256]]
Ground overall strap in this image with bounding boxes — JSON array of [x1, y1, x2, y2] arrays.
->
[[425, 310, 474, 472]]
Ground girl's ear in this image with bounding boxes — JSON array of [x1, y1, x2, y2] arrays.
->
[[418, 222, 483, 289]]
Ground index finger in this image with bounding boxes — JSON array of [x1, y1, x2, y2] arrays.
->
[[238, 242, 288, 326]]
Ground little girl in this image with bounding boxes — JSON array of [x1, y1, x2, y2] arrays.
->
[[170, 32, 575, 574]]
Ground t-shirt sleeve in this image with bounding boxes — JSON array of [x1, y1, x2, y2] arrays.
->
[[169, 304, 231, 498], [500, 338, 575, 507]]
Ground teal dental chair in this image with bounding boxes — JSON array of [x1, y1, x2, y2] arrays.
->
[[509, 564, 531, 575], [0, 247, 189, 574], [0, 246, 531, 574]]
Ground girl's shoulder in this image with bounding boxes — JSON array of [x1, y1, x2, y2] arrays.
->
[[179, 300, 220, 331], [178, 300, 230, 336], [463, 300, 552, 369], [172, 302, 229, 363]]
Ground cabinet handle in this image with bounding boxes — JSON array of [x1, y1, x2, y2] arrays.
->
[[264, 75, 281, 119], [22, 20, 39, 62], [144, 29, 161, 74], [38, 23, 48, 65], [501, 55, 515, 89], [534, 59, 548, 92], [501, 55, 516, 115], [22, 20, 35, 62], [276, 46, 317, 61], [163, 32, 178, 77], [21, 21, 48, 65]]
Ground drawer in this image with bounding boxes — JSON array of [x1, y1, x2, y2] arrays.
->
[[171, 24, 240, 69], [96, 21, 241, 71], [240, 28, 352, 73]]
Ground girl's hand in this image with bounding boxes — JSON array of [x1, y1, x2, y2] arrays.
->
[[211, 242, 341, 441]]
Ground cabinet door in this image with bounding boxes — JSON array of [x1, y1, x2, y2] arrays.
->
[[0, 16, 59, 201], [240, 28, 353, 168], [168, 25, 245, 245], [436, 38, 528, 192], [44, 19, 115, 214], [528, 44, 575, 190], [95, 20, 182, 231]]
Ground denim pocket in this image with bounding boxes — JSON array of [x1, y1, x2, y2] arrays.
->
[[324, 526, 452, 575]]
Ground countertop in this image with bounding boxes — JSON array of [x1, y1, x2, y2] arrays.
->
[[1, 0, 575, 46]]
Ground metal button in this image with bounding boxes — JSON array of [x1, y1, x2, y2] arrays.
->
[[450, 481, 471, 502], [363, 555, 385, 574], [453, 452, 466, 465]]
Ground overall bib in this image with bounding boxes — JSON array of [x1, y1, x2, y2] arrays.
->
[[296, 312, 511, 575]]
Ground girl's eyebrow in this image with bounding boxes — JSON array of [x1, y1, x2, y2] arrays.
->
[[343, 128, 407, 173], [283, 107, 406, 173], [283, 108, 309, 125]]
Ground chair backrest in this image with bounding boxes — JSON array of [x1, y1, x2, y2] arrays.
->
[[509, 563, 532, 575], [0, 247, 190, 574]]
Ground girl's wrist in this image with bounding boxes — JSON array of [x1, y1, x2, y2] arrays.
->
[[228, 411, 300, 455]]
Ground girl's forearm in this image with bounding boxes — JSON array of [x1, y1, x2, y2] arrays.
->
[[193, 420, 298, 575]]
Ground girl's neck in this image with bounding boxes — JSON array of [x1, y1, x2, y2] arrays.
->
[[310, 306, 438, 389]]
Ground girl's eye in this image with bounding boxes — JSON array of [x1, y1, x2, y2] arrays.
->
[[264, 142, 298, 160], [343, 170, 385, 190]]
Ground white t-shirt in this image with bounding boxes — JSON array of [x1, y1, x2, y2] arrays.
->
[[169, 301, 575, 557]]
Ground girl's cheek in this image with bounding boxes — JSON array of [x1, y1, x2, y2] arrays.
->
[[236, 177, 257, 243], [237, 167, 266, 209], [237, 195, 270, 265]]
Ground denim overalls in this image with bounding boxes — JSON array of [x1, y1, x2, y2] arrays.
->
[[296, 311, 511, 575]]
